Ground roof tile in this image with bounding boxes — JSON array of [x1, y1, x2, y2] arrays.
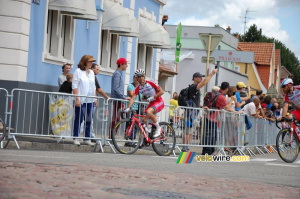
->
[[159, 64, 178, 75], [238, 42, 274, 65], [256, 65, 270, 89]]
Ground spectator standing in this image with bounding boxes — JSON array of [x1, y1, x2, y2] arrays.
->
[[72, 55, 97, 146], [202, 82, 229, 155], [226, 86, 237, 112], [111, 58, 128, 99], [268, 97, 277, 109], [235, 82, 250, 111], [92, 64, 109, 100], [169, 92, 179, 125], [82, 63, 109, 142], [242, 98, 263, 118], [110, 58, 130, 137], [59, 74, 73, 94], [182, 69, 218, 152], [249, 89, 263, 103], [212, 86, 220, 92], [58, 63, 71, 87], [261, 95, 272, 117], [224, 86, 238, 153], [274, 102, 281, 118], [265, 105, 276, 121]]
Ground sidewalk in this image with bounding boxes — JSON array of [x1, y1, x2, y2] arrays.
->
[[3, 135, 210, 155], [3, 136, 158, 155], [3, 135, 269, 156]]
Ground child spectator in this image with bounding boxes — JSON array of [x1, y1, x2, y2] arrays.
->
[[59, 74, 73, 94]]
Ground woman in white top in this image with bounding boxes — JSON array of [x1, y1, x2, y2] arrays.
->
[[72, 55, 97, 146], [58, 63, 71, 87], [224, 86, 239, 154]]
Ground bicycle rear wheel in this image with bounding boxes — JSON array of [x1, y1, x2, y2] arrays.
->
[[0, 116, 7, 142], [276, 128, 299, 163], [152, 122, 176, 156], [111, 119, 142, 154]]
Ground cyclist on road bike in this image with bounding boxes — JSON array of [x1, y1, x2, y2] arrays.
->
[[279, 78, 300, 125], [125, 69, 164, 138]]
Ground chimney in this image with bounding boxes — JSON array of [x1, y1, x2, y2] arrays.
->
[[226, 26, 231, 33]]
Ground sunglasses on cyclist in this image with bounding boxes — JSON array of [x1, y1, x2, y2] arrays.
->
[[136, 75, 144, 78]]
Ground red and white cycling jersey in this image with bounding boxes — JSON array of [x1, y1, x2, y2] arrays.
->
[[134, 80, 162, 102], [284, 85, 300, 108]]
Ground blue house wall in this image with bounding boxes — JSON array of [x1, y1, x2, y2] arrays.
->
[[135, 0, 160, 80], [26, 0, 161, 93], [27, 1, 59, 86], [27, 0, 102, 88]]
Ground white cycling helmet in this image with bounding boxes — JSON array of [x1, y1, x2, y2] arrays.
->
[[281, 78, 293, 87], [134, 69, 145, 77]]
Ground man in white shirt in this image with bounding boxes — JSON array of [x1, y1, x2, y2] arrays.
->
[[242, 98, 263, 118]]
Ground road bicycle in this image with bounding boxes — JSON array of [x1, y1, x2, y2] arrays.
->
[[0, 115, 7, 142], [275, 118, 300, 163], [111, 109, 176, 156]]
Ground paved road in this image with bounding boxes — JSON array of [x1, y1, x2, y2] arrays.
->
[[1, 149, 300, 198]]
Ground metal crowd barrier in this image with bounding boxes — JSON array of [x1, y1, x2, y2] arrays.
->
[[0, 88, 9, 148], [4, 88, 106, 151], [0, 87, 280, 157], [174, 107, 246, 155], [174, 106, 278, 157]]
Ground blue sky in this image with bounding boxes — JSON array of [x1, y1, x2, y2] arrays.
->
[[163, 0, 300, 60]]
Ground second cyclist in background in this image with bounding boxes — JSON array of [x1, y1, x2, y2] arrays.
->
[[125, 69, 164, 138]]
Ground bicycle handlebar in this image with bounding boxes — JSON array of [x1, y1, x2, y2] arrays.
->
[[275, 118, 295, 129], [121, 108, 147, 119]]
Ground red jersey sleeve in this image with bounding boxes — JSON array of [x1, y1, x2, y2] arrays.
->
[[134, 86, 140, 95], [147, 80, 160, 90]]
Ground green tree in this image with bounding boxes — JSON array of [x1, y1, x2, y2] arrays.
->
[[243, 24, 262, 42], [235, 24, 300, 84]]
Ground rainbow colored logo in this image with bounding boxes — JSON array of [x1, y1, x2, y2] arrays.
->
[[176, 152, 195, 164]]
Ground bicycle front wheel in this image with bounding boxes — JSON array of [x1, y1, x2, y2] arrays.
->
[[111, 119, 142, 154], [152, 122, 176, 156], [276, 128, 299, 163], [0, 116, 7, 142]]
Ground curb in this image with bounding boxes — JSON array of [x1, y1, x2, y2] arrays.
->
[[3, 139, 158, 156]]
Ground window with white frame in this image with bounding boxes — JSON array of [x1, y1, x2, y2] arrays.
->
[[137, 43, 153, 79], [44, 10, 74, 64], [100, 30, 120, 72]]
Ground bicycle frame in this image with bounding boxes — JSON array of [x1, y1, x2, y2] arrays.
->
[[124, 112, 166, 144], [276, 119, 300, 146], [290, 126, 300, 144]]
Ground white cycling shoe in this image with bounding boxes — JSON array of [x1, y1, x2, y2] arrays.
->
[[153, 126, 162, 138]]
